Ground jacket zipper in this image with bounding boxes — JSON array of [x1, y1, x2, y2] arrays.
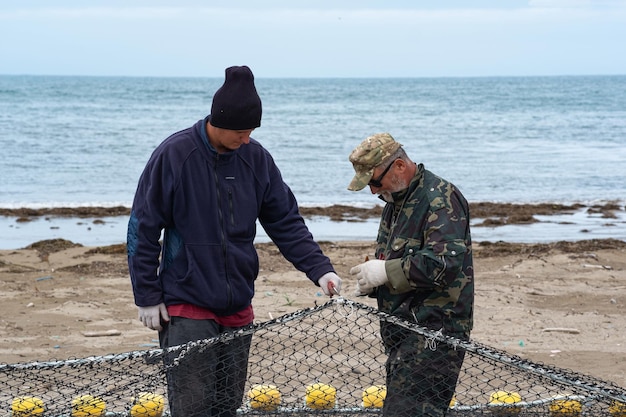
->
[[212, 157, 232, 309], [228, 189, 235, 226]]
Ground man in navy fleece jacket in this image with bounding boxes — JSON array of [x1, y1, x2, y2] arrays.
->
[[127, 65, 342, 417]]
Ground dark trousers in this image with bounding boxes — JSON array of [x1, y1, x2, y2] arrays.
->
[[159, 317, 252, 417], [382, 324, 467, 417]]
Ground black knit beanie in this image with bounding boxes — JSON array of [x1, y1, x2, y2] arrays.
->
[[210, 66, 262, 130]]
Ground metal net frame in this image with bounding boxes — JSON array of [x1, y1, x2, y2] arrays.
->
[[2, 298, 625, 416]]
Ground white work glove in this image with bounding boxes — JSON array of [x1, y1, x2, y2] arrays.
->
[[350, 260, 388, 296], [138, 303, 170, 331], [318, 272, 343, 297]]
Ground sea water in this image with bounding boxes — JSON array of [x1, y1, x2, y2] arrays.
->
[[1, 75, 625, 247]]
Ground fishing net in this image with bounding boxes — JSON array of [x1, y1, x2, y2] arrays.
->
[[2, 299, 625, 416]]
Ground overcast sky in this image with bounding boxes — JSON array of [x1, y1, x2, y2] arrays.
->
[[1, 0, 625, 78]]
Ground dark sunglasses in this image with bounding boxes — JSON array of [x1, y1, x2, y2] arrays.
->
[[368, 159, 397, 188]]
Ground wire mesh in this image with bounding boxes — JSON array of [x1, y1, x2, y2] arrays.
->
[[2, 299, 625, 416]]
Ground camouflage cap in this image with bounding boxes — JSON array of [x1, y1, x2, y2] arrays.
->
[[347, 133, 402, 191]]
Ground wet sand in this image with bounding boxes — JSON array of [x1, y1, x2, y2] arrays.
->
[[0, 202, 625, 387]]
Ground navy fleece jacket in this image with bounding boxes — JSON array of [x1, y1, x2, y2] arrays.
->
[[127, 117, 335, 315]]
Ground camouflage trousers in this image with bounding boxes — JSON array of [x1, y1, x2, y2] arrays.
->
[[381, 323, 468, 417]]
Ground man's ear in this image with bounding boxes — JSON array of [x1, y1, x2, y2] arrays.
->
[[394, 158, 407, 172]]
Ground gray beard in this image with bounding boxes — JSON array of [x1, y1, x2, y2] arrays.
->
[[378, 175, 408, 203]]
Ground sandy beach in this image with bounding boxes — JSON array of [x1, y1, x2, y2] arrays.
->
[[0, 203, 625, 389]]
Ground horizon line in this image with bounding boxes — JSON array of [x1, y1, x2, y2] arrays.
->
[[1, 72, 625, 80]]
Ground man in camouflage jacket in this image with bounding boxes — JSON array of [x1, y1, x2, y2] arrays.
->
[[348, 133, 474, 417]]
